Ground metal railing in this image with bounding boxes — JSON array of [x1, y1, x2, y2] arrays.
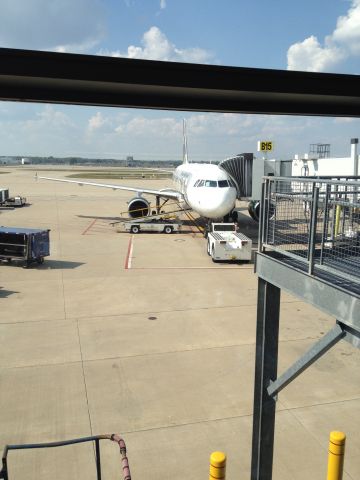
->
[[0, 434, 130, 480], [259, 176, 360, 288]]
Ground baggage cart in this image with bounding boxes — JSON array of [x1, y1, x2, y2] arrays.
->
[[120, 217, 181, 234], [0, 226, 50, 267]]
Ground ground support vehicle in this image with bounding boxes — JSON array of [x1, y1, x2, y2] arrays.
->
[[0, 227, 50, 267], [207, 223, 252, 262], [121, 217, 182, 234], [2, 196, 27, 207], [0, 188, 27, 207]]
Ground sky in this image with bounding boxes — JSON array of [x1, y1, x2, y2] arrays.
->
[[0, 0, 360, 161]]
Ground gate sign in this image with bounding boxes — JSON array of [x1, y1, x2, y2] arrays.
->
[[257, 141, 273, 152]]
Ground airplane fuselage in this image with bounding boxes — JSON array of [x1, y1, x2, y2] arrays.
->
[[173, 163, 237, 219]]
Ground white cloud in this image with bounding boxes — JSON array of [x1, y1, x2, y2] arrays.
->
[[101, 26, 214, 63], [88, 112, 106, 132], [25, 105, 74, 130], [186, 113, 254, 136], [112, 114, 255, 141], [0, 105, 79, 156], [1, 105, 359, 160], [0, 0, 105, 53], [160, 0, 167, 9], [108, 113, 262, 160], [115, 117, 179, 137], [332, 0, 360, 54], [287, 0, 360, 72], [287, 36, 345, 72]]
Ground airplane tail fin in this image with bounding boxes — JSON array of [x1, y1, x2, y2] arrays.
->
[[182, 119, 189, 164]]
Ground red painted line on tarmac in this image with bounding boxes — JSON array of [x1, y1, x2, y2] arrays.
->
[[124, 235, 134, 269], [81, 218, 97, 235]]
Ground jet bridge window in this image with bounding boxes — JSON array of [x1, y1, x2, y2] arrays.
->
[[218, 180, 229, 187], [205, 180, 217, 187]]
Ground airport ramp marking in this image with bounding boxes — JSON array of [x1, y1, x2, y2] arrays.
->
[[125, 235, 134, 269], [81, 219, 117, 235], [81, 218, 97, 235]]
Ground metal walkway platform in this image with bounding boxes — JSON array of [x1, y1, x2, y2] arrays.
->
[[251, 176, 360, 480], [262, 250, 360, 298]]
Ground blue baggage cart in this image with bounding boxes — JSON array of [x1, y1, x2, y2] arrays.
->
[[0, 227, 50, 267]]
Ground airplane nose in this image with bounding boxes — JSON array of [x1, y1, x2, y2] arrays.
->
[[197, 188, 236, 218]]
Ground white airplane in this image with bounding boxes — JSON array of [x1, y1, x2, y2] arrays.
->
[[38, 121, 237, 220]]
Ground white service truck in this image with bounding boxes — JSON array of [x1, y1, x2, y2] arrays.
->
[[207, 223, 252, 262]]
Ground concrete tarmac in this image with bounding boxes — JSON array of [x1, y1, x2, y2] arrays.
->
[[0, 166, 359, 479]]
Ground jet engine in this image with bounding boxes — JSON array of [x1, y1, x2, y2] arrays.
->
[[128, 197, 150, 218], [248, 200, 260, 222], [248, 200, 276, 222]]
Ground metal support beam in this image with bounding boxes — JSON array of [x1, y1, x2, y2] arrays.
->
[[156, 196, 160, 215], [342, 322, 360, 349], [267, 323, 345, 398], [95, 439, 102, 480], [255, 253, 360, 328], [1, 47, 360, 116], [308, 185, 319, 275], [251, 278, 281, 480]]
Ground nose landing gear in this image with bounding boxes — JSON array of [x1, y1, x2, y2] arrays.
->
[[223, 209, 238, 223]]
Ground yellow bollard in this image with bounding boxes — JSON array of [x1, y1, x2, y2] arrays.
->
[[209, 451, 226, 480], [327, 431, 346, 480], [335, 205, 342, 237]]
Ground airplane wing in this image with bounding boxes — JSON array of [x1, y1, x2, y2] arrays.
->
[[142, 167, 175, 174], [37, 175, 183, 201]]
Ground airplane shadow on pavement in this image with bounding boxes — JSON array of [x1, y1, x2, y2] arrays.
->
[[0, 260, 84, 270], [0, 286, 19, 298]]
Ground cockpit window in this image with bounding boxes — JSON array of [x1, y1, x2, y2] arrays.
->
[[218, 180, 229, 187], [194, 179, 230, 187], [205, 180, 217, 187]]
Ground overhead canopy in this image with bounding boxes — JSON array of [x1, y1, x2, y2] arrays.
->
[[0, 47, 360, 117]]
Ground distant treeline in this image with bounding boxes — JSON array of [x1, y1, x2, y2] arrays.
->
[[0, 156, 219, 167], [0, 156, 184, 168]]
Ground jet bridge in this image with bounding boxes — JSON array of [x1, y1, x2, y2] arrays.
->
[[251, 176, 360, 480], [219, 153, 254, 198], [219, 154, 293, 221]]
